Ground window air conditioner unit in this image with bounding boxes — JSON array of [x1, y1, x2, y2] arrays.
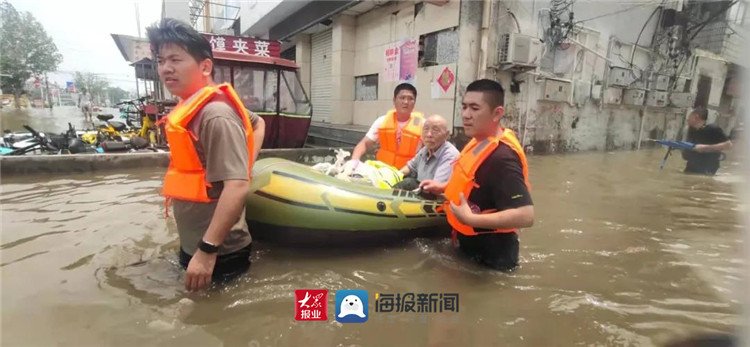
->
[[646, 91, 669, 107], [498, 33, 542, 67]]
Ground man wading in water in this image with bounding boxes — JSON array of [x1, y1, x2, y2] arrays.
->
[[681, 107, 733, 176], [148, 18, 264, 291], [421, 79, 534, 271]]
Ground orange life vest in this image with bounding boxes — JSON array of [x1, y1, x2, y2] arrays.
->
[[376, 110, 424, 169], [161, 83, 254, 203], [443, 128, 530, 236]]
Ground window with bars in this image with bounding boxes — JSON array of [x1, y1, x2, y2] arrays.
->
[[355, 74, 378, 101]]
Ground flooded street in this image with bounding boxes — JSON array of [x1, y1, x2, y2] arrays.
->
[[1, 121, 745, 346], [1, 105, 120, 135], [3, 0, 747, 344]]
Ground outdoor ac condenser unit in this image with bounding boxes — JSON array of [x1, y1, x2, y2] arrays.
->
[[604, 87, 623, 104], [646, 91, 669, 107], [609, 67, 633, 87], [669, 92, 694, 107], [653, 74, 671, 91], [623, 89, 646, 106], [498, 33, 543, 66], [541, 78, 572, 103]]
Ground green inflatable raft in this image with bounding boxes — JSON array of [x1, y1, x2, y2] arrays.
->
[[245, 158, 449, 245]]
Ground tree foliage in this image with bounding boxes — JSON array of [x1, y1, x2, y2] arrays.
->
[[107, 86, 131, 105], [0, 1, 62, 105], [74, 71, 109, 99]]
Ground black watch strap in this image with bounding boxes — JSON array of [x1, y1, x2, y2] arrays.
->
[[198, 240, 219, 254]]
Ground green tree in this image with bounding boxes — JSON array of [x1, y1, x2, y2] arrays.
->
[[107, 86, 130, 105], [0, 1, 62, 108], [74, 72, 109, 105]]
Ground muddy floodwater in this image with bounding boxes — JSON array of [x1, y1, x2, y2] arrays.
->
[[1, 106, 746, 346]]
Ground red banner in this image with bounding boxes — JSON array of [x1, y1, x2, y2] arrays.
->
[[202, 34, 281, 58]]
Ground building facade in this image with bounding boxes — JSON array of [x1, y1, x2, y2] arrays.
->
[[166, 0, 746, 153]]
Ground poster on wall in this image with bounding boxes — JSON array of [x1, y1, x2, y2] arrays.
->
[[383, 38, 418, 83], [384, 45, 400, 82], [399, 39, 418, 83]]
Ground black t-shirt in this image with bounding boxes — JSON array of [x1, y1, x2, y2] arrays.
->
[[683, 124, 728, 175], [468, 144, 533, 220], [456, 143, 533, 271]]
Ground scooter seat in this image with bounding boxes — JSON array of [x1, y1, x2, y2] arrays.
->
[[108, 121, 127, 132]]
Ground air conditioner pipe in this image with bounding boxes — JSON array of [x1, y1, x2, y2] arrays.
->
[[477, 0, 493, 79]]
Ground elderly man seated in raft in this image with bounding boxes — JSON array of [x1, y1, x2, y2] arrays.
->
[[394, 114, 459, 191]]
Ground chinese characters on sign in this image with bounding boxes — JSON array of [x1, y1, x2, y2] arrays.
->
[[383, 38, 419, 83], [294, 289, 328, 321], [384, 46, 400, 82], [374, 293, 459, 313], [203, 34, 281, 58]]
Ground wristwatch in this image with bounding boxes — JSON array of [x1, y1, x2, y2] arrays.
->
[[198, 240, 219, 254]]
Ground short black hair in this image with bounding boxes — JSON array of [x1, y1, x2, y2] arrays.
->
[[466, 79, 505, 108], [394, 83, 417, 98], [146, 18, 213, 64], [691, 107, 708, 121]]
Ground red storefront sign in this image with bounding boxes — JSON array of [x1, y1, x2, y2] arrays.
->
[[202, 34, 281, 58]]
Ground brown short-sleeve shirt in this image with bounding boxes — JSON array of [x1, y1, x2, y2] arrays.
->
[[172, 100, 251, 256]]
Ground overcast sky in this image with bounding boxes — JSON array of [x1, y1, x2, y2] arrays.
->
[[9, 0, 163, 92]]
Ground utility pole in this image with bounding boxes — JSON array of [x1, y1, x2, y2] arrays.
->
[[135, 2, 142, 38], [45, 74, 52, 109], [204, 1, 211, 33], [39, 77, 46, 108]]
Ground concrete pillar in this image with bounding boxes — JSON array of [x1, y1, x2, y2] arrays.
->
[[452, 0, 483, 129], [330, 15, 356, 125], [294, 34, 312, 100]]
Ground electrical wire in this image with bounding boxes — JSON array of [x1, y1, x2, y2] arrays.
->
[[688, 0, 739, 41], [575, 1, 657, 23]]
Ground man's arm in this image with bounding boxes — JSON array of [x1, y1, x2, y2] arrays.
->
[[251, 116, 265, 161], [695, 126, 732, 153], [201, 179, 249, 247], [399, 165, 411, 177], [185, 110, 250, 292], [419, 179, 447, 194], [450, 193, 534, 229], [694, 140, 732, 153], [351, 137, 377, 162], [400, 153, 420, 177], [351, 117, 383, 162], [449, 148, 534, 230], [185, 179, 247, 292]]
